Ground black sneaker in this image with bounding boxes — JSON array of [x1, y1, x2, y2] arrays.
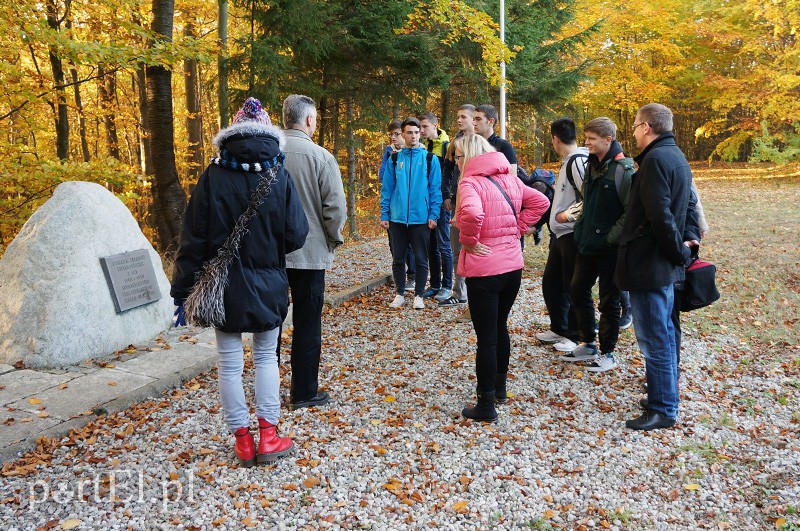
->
[[289, 391, 331, 411], [438, 296, 466, 306]]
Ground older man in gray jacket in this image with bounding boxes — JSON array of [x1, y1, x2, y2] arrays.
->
[[282, 94, 347, 410]]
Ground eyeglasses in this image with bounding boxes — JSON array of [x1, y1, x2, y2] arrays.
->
[[390, 132, 402, 137], [632, 122, 647, 132]]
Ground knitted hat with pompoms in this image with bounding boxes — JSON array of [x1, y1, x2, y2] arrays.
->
[[232, 97, 272, 125]]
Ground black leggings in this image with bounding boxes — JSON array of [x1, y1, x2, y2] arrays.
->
[[466, 269, 522, 393]]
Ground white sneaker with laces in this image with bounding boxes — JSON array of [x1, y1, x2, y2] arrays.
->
[[553, 339, 578, 353], [586, 355, 619, 372], [559, 342, 598, 361], [536, 330, 567, 343], [389, 295, 405, 308], [413, 296, 424, 309]]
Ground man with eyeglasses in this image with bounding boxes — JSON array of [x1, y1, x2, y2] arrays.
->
[[616, 103, 698, 431]]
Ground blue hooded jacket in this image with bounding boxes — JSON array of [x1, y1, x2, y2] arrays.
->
[[380, 146, 442, 224]]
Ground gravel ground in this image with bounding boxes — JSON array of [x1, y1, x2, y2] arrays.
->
[[324, 238, 391, 294], [1, 244, 798, 529]]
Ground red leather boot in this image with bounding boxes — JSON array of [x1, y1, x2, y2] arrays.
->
[[233, 427, 256, 468], [256, 418, 294, 464]]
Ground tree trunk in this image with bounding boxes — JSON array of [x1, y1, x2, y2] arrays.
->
[[46, 0, 69, 160], [441, 84, 450, 130], [184, 21, 204, 182], [345, 96, 358, 239], [317, 67, 328, 147], [98, 65, 120, 159], [136, 66, 152, 175], [70, 66, 90, 162], [218, 0, 229, 128], [147, 0, 186, 258]]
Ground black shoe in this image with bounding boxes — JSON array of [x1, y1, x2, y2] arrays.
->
[[289, 391, 331, 411], [495, 374, 508, 404], [625, 410, 676, 431], [462, 391, 498, 422], [639, 397, 649, 410]]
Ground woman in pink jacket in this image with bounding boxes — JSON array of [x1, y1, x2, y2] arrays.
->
[[454, 134, 550, 421]]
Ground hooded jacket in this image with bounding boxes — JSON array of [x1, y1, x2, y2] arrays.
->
[[380, 146, 442, 225], [456, 151, 550, 278], [573, 140, 634, 255], [171, 121, 309, 333]]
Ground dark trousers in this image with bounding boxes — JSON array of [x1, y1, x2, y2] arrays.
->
[[466, 269, 522, 393], [541, 232, 579, 341], [427, 208, 453, 290], [389, 222, 430, 297], [386, 230, 415, 277], [286, 268, 325, 402], [570, 252, 621, 353]]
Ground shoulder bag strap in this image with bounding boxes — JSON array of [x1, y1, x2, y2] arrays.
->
[[486, 176, 516, 220]]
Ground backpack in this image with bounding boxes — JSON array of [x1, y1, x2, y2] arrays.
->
[[517, 166, 555, 245], [391, 150, 436, 177], [566, 153, 588, 201]]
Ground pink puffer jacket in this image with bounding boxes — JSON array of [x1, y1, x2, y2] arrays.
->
[[455, 151, 550, 278]]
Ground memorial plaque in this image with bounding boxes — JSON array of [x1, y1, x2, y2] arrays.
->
[[100, 249, 163, 313]]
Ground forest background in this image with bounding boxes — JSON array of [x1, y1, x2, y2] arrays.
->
[[1, 0, 798, 258]]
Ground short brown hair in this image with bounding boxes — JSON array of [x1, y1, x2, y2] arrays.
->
[[418, 111, 438, 124], [584, 117, 617, 140], [401, 117, 420, 131], [387, 120, 402, 132], [637, 103, 673, 135]]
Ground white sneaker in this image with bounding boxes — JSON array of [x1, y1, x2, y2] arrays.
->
[[389, 295, 405, 308], [586, 355, 619, 372], [559, 342, 598, 361], [413, 296, 424, 309], [536, 330, 567, 343], [553, 339, 577, 353]]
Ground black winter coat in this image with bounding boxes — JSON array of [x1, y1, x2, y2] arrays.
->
[[171, 122, 309, 333], [614, 133, 693, 291]]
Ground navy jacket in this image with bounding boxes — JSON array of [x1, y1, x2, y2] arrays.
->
[[171, 122, 309, 333], [615, 133, 693, 291]]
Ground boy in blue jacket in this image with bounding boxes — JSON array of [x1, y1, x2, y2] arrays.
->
[[380, 117, 442, 310]]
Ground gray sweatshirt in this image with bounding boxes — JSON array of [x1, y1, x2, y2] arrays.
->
[[550, 146, 589, 239]]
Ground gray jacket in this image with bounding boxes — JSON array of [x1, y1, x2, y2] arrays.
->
[[550, 146, 588, 239], [283, 129, 347, 269]]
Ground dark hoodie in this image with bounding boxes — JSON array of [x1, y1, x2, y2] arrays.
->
[[171, 121, 309, 333], [573, 140, 634, 255]]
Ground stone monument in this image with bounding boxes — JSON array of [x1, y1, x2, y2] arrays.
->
[[0, 181, 173, 367]]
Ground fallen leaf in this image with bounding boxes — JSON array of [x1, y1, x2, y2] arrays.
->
[[61, 519, 82, 530], [684, 483, 701, 490], [303, 476, 320, 489], [35, 412, 50, 418], [59, 384, 68, 390], [775, 518, 786, 529], [384, 395, 396, 403], [20, 418, 33, 423], [452, 500, 468, 512], [107, 381, 117, 387], [283, 483, 298, 491], [27, 398, 42, 405], [544, 509, 556, 519], [211, 516, 227, 526]]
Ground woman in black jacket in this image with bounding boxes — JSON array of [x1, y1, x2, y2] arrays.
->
[[172, 98, 308, 466]]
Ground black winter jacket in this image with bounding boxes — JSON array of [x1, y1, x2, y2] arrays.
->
[[171, 122, 309, 333], [614, 133, 693, 291]]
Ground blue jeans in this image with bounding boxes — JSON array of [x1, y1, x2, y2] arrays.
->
[[216, 328, 281, 430], [428, 208, 453, 290], [630, 286, 678, 419]]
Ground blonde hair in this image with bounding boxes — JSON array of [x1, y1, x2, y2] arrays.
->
[[453, 133, 495, 165]]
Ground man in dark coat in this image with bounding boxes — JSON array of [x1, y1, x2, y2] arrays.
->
[[615, 103, 698, 431]]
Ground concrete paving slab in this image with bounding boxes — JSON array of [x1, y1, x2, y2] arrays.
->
[[114, 344, 213, 379], [0, 364, 15, 375], [7, 368, 155, 420], [0, 411, 62, 449], [0, 370, 76, 407]]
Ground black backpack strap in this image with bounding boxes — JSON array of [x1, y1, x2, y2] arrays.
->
[[440, 141, 450, 159], [486, 176, 516, 220], [391, 151, 398, 168], [426, 151, 434, 177], [566, 153, 587, 201]]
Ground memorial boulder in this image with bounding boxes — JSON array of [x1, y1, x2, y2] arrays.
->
[[0, 182, 173, 367]]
